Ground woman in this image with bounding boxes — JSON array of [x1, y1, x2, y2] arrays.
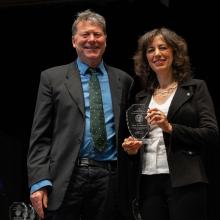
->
[[122, 27, 219, 220]]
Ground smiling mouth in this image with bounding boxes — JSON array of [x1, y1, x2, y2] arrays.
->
[[85, 45, 99, 49], [154, 60, 165, 66]]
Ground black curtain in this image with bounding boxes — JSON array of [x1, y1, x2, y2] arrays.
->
[[0, 1, 219, 219]]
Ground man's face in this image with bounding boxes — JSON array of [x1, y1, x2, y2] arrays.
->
[[72, 20, 107, 67]]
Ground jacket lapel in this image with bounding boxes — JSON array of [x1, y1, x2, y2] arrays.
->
[[64, 62, 85, 116], [136, 90, 151, 106], [167, 81, 194, 120], [107, 67, 122, 134]]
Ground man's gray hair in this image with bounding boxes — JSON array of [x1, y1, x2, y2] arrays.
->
[[72, 9, 106, 36]]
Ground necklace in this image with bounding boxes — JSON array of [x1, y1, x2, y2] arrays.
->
[[154, 82, 178, 97]]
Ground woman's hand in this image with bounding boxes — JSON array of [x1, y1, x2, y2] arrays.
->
[[122, 136, 143, 155], [146, 108, 172, 133]]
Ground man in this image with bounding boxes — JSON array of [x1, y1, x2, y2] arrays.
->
[[27, 9, 134, 220]]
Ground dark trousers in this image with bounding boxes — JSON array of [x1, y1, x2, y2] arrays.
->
[[45, 165, 121, 220], [139, 174, 207, 220]]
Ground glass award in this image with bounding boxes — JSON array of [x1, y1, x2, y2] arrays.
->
[[9, 202, 28, 220], [126, 104, 149, 142]]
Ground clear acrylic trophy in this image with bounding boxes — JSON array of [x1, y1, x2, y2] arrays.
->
[[9, 202, 39, 220], [9, 202, 28, 220], [126, 104, 149, 143]]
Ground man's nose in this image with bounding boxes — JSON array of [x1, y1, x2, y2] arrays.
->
[[88, 34, 96, 41]]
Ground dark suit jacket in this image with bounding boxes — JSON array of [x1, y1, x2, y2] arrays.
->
[[121, 79, 219, 203], [27, 61, 134, 211]]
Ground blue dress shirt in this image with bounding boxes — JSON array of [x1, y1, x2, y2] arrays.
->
[[77, 58, 116, 161]]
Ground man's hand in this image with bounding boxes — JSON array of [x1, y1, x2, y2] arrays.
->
[[30, 188, 48, 219]]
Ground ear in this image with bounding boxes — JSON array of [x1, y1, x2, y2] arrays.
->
[[72, 36, 76, 48]]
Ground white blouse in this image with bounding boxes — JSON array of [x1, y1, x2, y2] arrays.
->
[[142, 91, 175, 175]]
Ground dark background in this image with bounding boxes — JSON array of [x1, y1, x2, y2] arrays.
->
[[0, 0, 219, 219]]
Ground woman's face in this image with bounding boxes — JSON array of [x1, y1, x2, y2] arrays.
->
[[146, 35, 173, 76]]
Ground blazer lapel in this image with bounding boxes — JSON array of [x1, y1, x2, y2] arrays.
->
[[167, 81, 194, 120], [136, 90, 151, 106], [107, 67, 122, 134], [64, 62, 85, 115]]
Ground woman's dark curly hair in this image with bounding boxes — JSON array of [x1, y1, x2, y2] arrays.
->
[[134, 27, 192, 94]]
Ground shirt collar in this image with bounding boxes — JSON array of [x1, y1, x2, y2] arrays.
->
[[76, 57, 106, 76]]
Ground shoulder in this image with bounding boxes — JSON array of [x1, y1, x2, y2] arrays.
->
[[39, 62, 75, 83], [180, 78, 211, 97], [41, 62, 74, 77], [181, 78, 206, 87]]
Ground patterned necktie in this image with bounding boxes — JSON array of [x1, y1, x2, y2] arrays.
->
[[88, 67, 107, 152]]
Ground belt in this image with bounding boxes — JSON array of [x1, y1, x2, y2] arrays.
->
[[76, 158, 117, 171]]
